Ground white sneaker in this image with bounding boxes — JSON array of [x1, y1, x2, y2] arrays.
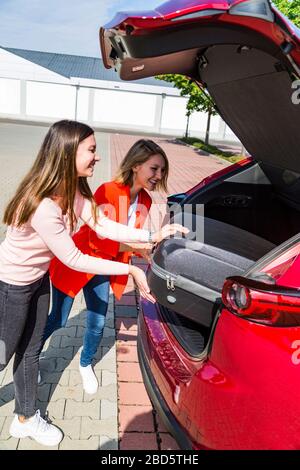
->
[[79, 364, 98, 394], [9, 410, 63, 446]]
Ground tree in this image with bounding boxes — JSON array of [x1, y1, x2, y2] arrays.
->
[[273, 0, 300, 27], [156, 74, 217, 143]]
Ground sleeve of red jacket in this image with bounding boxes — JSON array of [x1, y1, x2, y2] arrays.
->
[[91, 183, 120, 258]]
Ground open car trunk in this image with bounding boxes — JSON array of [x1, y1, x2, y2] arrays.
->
[[149, 161, 300, 356], [147, 214, 277, 357], [100, 1, 300, 355]]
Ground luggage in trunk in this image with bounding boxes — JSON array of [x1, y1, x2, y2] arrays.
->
[[148, 217, 275, 327]]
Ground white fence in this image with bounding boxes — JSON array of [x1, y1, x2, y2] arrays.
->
[[0, 76, 239, 142]]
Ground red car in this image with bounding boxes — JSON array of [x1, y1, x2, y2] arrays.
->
[[100, 1, 300, 450]]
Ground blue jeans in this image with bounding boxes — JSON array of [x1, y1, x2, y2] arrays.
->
[[43, 275, 110, 367]]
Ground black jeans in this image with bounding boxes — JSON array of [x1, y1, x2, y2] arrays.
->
[[0, 273, 50, 418]]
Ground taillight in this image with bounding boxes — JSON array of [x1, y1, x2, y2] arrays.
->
[[222, 276, 300, 327], [229, 0, 274, 22]]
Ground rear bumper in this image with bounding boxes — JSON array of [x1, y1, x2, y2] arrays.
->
[[137, 323, 193, 450]]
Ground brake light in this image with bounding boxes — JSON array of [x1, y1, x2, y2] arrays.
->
[[222, 276, 300, 327], [229, 0, 274, 22]]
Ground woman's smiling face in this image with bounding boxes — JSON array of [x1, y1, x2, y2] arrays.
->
[[76, 134, 99, 177], [133, 154, 166, 191]]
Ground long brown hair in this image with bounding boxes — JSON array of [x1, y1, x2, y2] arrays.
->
[[115, 139, 169, 192], [3, 120, 97, 232]]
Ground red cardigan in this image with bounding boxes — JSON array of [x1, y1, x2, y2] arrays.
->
[[49, 181, 152, 299]]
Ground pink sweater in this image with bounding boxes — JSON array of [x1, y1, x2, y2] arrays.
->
[[0, 192, 149, 286]]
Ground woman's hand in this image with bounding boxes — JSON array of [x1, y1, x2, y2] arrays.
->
[[129, 265, 156, 303], [134, 247, 152, 263], [119, 242, 153, 262], [152, 224, 189, 244], [133, 242, 153, 263]]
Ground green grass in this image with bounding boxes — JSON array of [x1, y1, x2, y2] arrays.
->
[[179, 137, 245, 164]]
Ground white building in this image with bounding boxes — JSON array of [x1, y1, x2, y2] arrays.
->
[[0, 46, 238, 142]]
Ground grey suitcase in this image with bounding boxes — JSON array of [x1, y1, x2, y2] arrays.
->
[[148, 217, 275, 327]]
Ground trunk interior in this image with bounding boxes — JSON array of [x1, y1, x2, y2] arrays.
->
[[154, 162, 300, 357], [190, 162, 300, 246]]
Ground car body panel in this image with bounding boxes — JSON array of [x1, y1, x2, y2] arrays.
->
[[100, 0, 300, 70], [102, 0, 299, 39]]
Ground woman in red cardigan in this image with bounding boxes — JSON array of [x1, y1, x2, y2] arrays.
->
[[42, 139, 169, 393]]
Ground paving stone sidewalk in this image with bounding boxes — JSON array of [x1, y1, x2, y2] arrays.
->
[[0, 293, 118, 450]]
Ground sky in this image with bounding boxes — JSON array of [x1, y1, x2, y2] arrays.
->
[[0, 0, 161, 57]]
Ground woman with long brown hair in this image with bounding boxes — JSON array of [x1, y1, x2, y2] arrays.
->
[[43, 139, 169, 395], [0, 120, 187, 446]]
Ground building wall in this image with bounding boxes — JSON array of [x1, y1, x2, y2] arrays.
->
[[0, 77, 20, 114], [0, 49, 240, 143], [26, 81, 76, 119]]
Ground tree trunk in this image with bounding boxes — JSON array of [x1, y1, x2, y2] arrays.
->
[[185, 114, 190, 139], [205, 110, 212, 145]]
